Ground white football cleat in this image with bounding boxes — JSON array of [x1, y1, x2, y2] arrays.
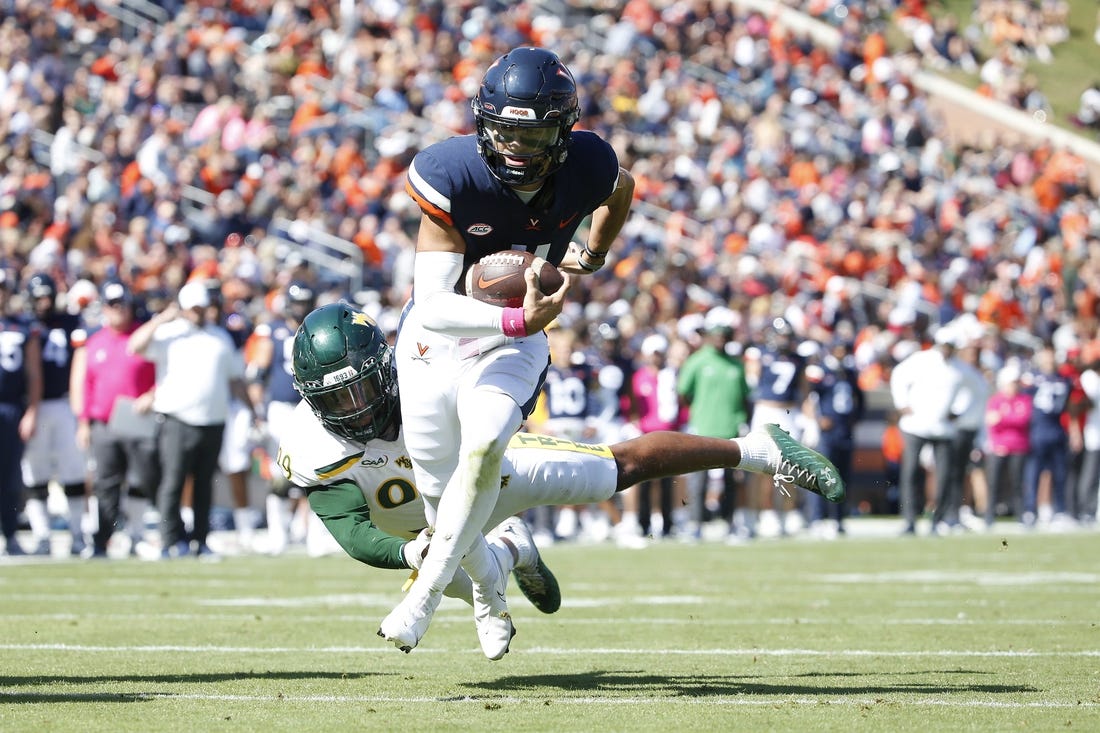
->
[[470, 549, 515, 660], [377, 580, 442, 654]]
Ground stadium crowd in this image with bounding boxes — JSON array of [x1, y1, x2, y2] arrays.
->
[[1, 0, 1100, 556]]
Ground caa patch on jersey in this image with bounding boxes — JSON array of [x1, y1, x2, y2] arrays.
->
[[463, 250, 566, 308]]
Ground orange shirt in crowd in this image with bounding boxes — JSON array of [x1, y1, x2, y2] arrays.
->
[[289, 98, 325, 138], [882, 423, 904, 463], [787, 157, 820, 190], [976, 289, 1027, 331]]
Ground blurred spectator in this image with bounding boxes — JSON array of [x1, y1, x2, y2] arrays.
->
[[627, 332, 685, 541], [1059, 344, 1089, 522], [747, 316, 812, 537], [74, 280, 158, 558], [934, 325, 991, 533], [677, 308, 751, 541], [246, 279, 316, 555], [206, 278, 260, 552], [1075, 346, 1100, 527], [881, 411, 904, 514], [1071, 82, 1100, 133], [983, 363, 1032, 527], [805, 338, 865, 537], [19, 272, 89, 556], [1022, 345, 1072, 526], [889, 327, 964, 535], [0, 272, 42, 556], [127, 281, 256, 559]]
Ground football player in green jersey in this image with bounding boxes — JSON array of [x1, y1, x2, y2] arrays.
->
[[283, 303, 844, 659]]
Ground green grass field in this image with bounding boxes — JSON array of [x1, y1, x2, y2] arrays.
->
[[3, 527, 1100, 732], [929, 1, 1099, 127]]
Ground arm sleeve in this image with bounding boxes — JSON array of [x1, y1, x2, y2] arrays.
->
[[412, 250, 510, 337], [306, 480, 410, 570]]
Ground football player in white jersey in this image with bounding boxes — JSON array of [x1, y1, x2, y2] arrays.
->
[[282, 303, 845, 660]]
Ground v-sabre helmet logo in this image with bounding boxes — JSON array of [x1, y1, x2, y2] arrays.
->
[[321, 366, 357, 386], [467, 224, 493, 236]]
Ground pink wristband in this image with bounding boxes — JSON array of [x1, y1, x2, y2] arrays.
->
[[501, 307, 527, 337]]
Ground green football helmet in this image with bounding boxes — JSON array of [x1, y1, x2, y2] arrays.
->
[[292, 302, 400, 442]]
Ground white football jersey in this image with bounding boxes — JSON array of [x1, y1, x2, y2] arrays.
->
[[279, 402, 620, 539], [277, 401, 428, 540]]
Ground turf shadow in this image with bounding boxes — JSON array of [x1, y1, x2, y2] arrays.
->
[[465, 670, 1039, 698], [0, 670, 386, 704]]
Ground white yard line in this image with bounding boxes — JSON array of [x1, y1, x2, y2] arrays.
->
[[3, 643, 1098, 657], [0, 612, 1088, 626]]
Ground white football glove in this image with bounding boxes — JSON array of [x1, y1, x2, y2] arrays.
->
[[402, 527, 432, 570]]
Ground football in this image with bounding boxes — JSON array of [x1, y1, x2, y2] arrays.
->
[[463, 250, 566, 308]]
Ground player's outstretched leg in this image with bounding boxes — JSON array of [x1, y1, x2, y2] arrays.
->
[[377, 581, 443, 654], [492, 516, 561, 614], [756, 424, 845, 502]]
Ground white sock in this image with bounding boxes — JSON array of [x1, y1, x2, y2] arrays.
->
[[181, 506, 194, 534], [734, 431, 776, 474], [265, 495, 289, 547], [462, 535, 510, 583], [555, 507, 578, 537], [67, 497, 85, 541], [233, 508, 254, 534], [649, 513, 664, 535], [83, 495, 99, 535], [305, 511, 334, 557], [24, 498, 51, 541], [289, 502, 310, 543]]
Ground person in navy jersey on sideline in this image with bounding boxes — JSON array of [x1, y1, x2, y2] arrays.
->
[[526, 325, 599, 542], [0, 272, 43, 556], [381, 47, 636, 660], [805, 338, 865, 537], [1022, 345, 1073, 527], [746, 317, 809, 537], [246, 279, 317, 555], [19, 272, 89, 556]]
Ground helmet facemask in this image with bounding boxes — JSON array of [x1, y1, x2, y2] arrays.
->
[[475, 114, 569, 186], [298, 349, 398, 443], [292, 304, 401, 443]]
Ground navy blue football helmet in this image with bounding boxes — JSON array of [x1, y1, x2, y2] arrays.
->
[[472, 47, 580, 186]]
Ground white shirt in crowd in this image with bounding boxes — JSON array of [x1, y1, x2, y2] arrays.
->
[[1078, 368, 1100, 452], [951, 359, 993, 433], [889, 345, 965, 439], [144, 318, 244, 426]]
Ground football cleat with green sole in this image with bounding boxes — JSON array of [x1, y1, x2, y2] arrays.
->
[[764, 423, 846, 503]]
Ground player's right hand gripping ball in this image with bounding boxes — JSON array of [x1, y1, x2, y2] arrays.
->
[[464, 250, 565, 308]]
